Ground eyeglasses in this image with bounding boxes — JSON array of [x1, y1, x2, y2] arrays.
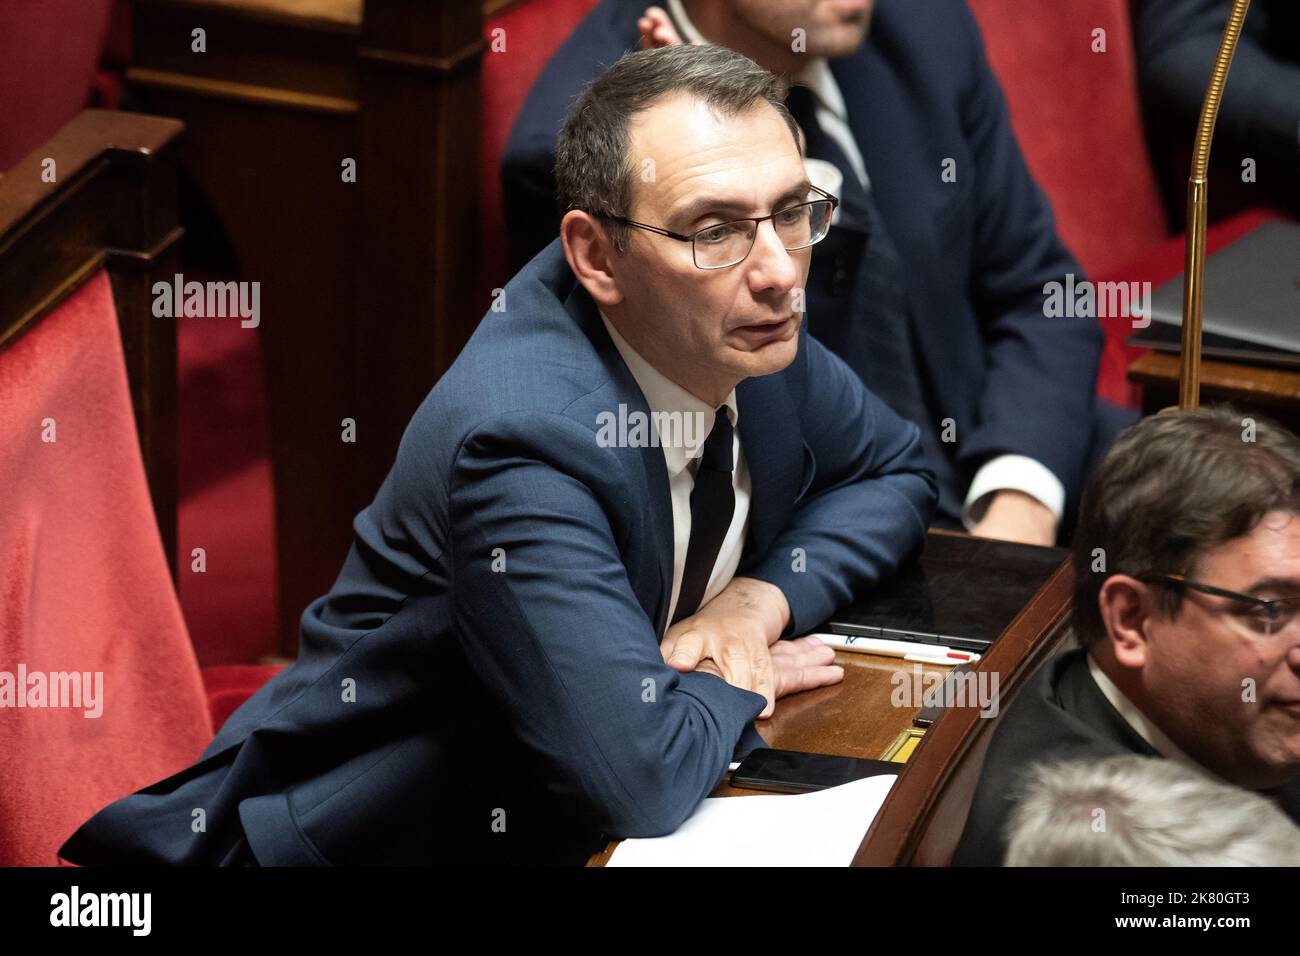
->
[[602, 185, 839, 270], [1135, 572, 1300, 638]]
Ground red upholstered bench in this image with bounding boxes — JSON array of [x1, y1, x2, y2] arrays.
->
[[479, 0, 602, 302], [0, 273, 212, 866], [968, 0, 1268, 408], [0, 0, 114, 170], [201, 664, 289, 732]]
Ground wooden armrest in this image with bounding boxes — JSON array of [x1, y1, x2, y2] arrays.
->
[[0, 108, 184, 569]]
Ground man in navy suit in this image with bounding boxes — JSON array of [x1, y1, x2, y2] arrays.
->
[[59, 44, 934, 865], [504, 0, 1130, 547]]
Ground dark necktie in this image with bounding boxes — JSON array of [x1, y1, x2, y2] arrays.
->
[[785, 84, 963, 520], [671, 407, 736, 625]]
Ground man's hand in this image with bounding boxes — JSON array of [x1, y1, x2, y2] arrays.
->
[[693, 636, 843, 714], [770, 636, 844, 703], [637, 6, 695, 49], [661, 577, 789, 717], [969, 489, 1058, 547]]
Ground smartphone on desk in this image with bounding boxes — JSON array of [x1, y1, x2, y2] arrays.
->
[[731, 748, 900, 794]]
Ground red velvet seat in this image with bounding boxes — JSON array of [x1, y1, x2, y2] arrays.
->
[[966, 0, 1270, 409], [968, 0, 1169, 278], [479, 0, 603, 301], [0, 0, 114, 170], [0, 273, 212, 866]]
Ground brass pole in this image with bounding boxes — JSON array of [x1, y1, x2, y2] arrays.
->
[[1179, 0, 1252, 410]]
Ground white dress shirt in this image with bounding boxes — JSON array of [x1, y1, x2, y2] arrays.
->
[[600, 313, 751, 630], [667, 0, 1065, 532]]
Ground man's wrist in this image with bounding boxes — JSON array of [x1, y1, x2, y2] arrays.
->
[[975, 489, 1058, 544], [718, 577, 791, 643]]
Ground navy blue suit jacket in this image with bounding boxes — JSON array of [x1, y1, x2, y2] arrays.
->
[[60, 240, 935, 865], [502, 0, 1106, 520]]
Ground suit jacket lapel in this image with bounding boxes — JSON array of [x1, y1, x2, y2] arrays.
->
[[737, 372, 805, 561], [1059, 651, 1164, 758], [565, 284, 677, 635]]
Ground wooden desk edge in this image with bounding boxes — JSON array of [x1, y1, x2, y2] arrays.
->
[[851, 558, 1075, 866]]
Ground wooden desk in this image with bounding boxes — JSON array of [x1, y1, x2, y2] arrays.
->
[[1129, 352, 1300, 434], [588, 552, 1076, 866]]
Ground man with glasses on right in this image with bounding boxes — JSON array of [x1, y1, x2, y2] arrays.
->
[[955, 406, 1300, 865]]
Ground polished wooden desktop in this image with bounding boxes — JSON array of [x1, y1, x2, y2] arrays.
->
[[588, 534, 1076, 866]]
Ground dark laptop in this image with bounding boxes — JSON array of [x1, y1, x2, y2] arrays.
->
[[823, 532, 1068, 652], [1126, 220, 1300, 369]]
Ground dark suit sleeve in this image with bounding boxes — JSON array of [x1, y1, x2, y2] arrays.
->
[[742, 332, 936, 636], [446, 412, 766, 840], [951, 5, 1104, 497], [1135, 0, 1300, 158]]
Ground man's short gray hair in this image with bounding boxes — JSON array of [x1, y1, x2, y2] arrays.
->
[[1005, 755, 1300, 866], [555, 44, 801, 253]]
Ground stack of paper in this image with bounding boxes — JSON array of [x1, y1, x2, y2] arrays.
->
[[607, 774, 896, 866]]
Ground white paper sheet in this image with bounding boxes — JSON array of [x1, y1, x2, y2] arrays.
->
[[607, 773, 897, 867]]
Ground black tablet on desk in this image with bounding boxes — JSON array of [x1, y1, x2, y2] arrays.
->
[[822, 532, 1068, 652]]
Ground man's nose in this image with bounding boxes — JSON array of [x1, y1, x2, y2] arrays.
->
[[745, 219, 799, 294], [1286, 638, 1300, 673]]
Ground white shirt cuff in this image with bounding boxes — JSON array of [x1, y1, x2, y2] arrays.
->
[[962, 454, 1066, 530]]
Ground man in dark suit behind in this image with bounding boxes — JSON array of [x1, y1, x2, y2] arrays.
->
[[954, 407, 1300, 865], [59, 45, 934, 866], [504, 0, 1131, 548], [1134, 0, 1300, 222]]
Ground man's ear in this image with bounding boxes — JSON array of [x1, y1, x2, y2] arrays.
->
[[560, 210, 624, 308], [1097, 575, 1153, 669]]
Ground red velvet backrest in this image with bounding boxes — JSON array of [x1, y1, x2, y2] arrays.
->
[[0, 0, 114, 171], [480, 0, 602, 298], [0, 273, 212, 866], [966, 0, 1168, 278]]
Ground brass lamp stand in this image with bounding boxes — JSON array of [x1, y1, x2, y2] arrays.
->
[[1178, 0, 1253, 410]]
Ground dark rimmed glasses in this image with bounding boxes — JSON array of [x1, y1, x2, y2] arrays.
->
[[1135, 572, 1300, 637], [603, 184, 839, 270]]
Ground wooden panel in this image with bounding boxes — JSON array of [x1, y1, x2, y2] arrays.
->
[[141, 0, 361, 29], [0, 110, 184, 569], [130, 0, 487, 652]]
